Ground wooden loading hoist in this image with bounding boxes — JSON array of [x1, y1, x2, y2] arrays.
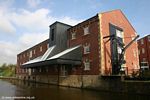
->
[[103, 34, 139, 75]]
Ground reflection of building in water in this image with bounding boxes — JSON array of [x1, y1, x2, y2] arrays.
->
[[16, 10, 139, 88]]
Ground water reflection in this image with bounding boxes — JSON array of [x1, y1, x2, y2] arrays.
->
[[0, 79, 150, 100]]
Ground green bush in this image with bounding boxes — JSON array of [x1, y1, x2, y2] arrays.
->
[[0, 63, 16, 77]]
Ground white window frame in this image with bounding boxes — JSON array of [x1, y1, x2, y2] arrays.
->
[[84, 59, 90, 71], [83, 26, 90, 35], [40, 46, 43, 52], [142, 48, 145, 54], [47, 43, 49, 49], [141, 39, 144, 44], [84, 44, 90, 54], [71, 32, 76, 40], [29, 50, 32, 58]]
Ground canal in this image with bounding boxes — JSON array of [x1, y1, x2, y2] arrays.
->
[[0, 79, 150, 100]]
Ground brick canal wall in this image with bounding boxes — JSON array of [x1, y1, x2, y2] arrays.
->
[[14, 75, 150, 94]]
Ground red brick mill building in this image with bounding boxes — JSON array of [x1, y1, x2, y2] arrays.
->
[[16, 10, 139, 88], [138, 35, 150, 70]]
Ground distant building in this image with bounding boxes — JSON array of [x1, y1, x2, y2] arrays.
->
[[138, 34, 150, 70], [16, 10, 139, 87]]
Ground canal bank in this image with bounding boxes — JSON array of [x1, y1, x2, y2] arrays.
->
[[0, 79, 150, 100], [1, 76, 150, 95]]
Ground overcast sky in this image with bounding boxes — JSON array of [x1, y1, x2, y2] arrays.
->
[[0, 0, 149, 65]]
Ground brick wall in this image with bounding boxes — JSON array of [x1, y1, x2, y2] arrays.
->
[[99, 10, 139, 75], [16, 39, 49, 75], [68, 15, 100, 75], [138, 35, 150, 68]]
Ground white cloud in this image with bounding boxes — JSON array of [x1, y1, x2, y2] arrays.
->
[[0, 7, 16, 35], [11, 8, 51, 32], [10, 8, 82, 32], [18, 32, 49, 49], [27, 0, 42, 8], [0, 41, 18, 64], [0, 16, 16, 34], [0, 6, 82, 65], [0, 32, 49, 65]]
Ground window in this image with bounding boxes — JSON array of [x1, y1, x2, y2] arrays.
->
[[148, 36, 150, 42], [142, 48, 145, 54], [32, 69, 35, 73], [109, 24, 125, 75], [71, 32, 76, 40], [28, 68, 31, 75], [39, 68, 42, 73], [51, 29, 54, 41], [40, 46, 42, 52], [84, 59, 90, 71], [60, 65, 68, 76], [141, 39, 144, 44], [23, 54, 25, 58], [29, 50, 32, 58], [33, 49, 36, 54], [84, 44, 90, 54], [116, 29, 123, 38], [117, 46, 122, 54], [47, 43, 49, 49], [116, 29, 123, 55], [46, 67, 49, 72], [27, 52, 29, 57], [22, 69, 24, 73], [83, 26, 90, 35]]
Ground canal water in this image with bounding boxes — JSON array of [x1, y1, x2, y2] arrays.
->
[[0, 79, 150, 100]]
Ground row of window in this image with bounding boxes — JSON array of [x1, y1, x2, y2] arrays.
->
[[17, 67, 55, 74], [18, 44, 49, 60], [138, 47, 150, 55], [71, 26, 90, 40], [140, 36, 150, 45]]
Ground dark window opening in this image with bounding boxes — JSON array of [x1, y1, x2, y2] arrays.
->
[[51, 29, 54, 41], [109, 23, 124, 75]]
